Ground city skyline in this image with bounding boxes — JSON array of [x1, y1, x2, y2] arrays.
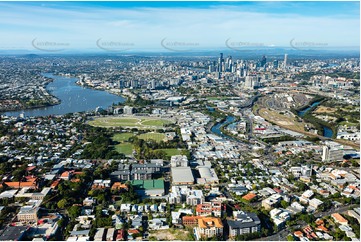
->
[[0, 1, 359, 52], [0, 7, 359, 238]]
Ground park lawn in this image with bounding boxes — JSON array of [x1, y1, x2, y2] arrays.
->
[[155, 148, 184, 156], [141, 119, 172, 126], [89, 117, 141, 127], [138, 132, 166, 142], [115, 143, 133, 155], [89, 116, 173, 130], [113, 133, 134, 142]]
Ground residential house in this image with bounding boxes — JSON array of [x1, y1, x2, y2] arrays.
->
[[83, 197, 96, 207], [92, 180, 111, 189], [270, 208, 291, 229], [262, 194, 281, 210], [309, 198, 323, 210], [148, 218, 170, 230], [331, 213, 348, 226], [111, 182, 128, 192]]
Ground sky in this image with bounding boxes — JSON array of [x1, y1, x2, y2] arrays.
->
[[0, 1, 359, 52]]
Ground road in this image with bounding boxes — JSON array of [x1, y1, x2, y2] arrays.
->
[[239, 94, 261, 109], [314, 204, 357, 219], [255, 229, 291, 241], [254, 204, 357, 241]]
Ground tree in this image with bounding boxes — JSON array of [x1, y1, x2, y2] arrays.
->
[[299, 213, 314, 224], [97, 193, 107, 205], [295, 182, 308, 192], [319, 200, 332, 212], [12, 165, 27, 181], [68, 206, 81, 220], [57, 218, 66, 228], [287, 235, 295, 241], [95, 217, 112, 227], [57, 199, 68, 209], [280, 200, 289, 209]]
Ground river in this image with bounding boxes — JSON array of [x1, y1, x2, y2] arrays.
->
[[296, 100, 333, 138], [211, 116, 236, 139], [5, 73, 125, 117]]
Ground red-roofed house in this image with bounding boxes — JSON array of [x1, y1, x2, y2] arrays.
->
[[196, 202, 223, 217], [294, 231, 303, 238], [4, 177, 38, 189], [242, 193, 257, 201], [26, 166, 36, 172], [50, 179, 61, 189], [331, 213, 348, 225], [60, 171, 72, 180], [316, 225, 329, 232]]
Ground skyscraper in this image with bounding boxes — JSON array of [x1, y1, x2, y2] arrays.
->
[[260, 55, 267, 67], [150, 80, 156, 89], [226, 56, 231, 71], [118, 80, 124, 89], [244, 75, 260, 89], [273, 60, 279, 69], [283, 54, 288, 69], [130, 80, 138, 88], [219, 53, 224, 64], [218, 53, 224, 73]]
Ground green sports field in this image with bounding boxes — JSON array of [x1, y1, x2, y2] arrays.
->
[[112, 133, 134, 156], [112, 133, 134, 142], [138, 132, 166, 142], [112, 132, 167, 156], [115, 143, 134, 155], [89, 116, 173, 130], [155, 148, 185, 156]]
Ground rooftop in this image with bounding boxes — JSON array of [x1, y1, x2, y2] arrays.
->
[[0, 226, 28, 241], [171, 167, 194, 184], [198, 217, 223, 229], [242, 193, 257, 201], [131, 179, 164, 190], [331, 213, 348, 224]]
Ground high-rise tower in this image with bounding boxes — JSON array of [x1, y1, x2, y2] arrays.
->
[[283, 54, 288, 69]]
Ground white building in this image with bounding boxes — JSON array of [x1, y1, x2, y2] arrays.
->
[[244, 75, 260, 89], [322, 145, 344, 162], [123, 106, 134, 115], [170, 155, 188, 167]]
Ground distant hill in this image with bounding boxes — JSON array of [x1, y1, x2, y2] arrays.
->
[[23, 54, 40, 58]]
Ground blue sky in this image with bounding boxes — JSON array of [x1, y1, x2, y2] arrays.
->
[[0, 1, 359, 51]]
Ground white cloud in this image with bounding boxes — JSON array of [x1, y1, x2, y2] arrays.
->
[[0, 3, 358, 50]]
